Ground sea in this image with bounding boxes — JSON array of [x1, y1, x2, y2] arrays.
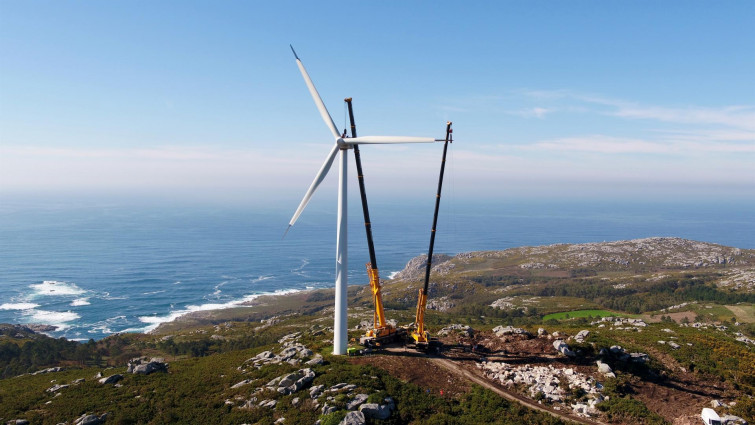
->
[[1, 196, 753, 341]]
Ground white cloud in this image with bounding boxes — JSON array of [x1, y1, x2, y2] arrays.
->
[[522, 89, 755, 131], [524, 135, 755, 155], [611, 105, 755, 130]]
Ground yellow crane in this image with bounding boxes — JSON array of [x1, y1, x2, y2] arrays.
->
[[343, 98, 406, 348], [411, 122, 452, 350]]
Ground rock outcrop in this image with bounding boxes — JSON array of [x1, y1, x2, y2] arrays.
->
[[392, 254, 453, 281], [98, 374, 123, 385], [493, 325, 531, 337], [73, 412, 109, 425], [266, 368, 316, 395], [339, 411, 366, 425], [553, 340, 575, 357], [437, 324, 474, 337], [127, 357, 168, 375]]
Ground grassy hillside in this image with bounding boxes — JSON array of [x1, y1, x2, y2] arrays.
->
[[2, 238, 754, 424]]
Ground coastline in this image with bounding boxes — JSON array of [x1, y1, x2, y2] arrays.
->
[[147, 285, 340, 335]]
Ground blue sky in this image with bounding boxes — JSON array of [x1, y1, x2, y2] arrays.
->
[[1, 1, 754, 204]]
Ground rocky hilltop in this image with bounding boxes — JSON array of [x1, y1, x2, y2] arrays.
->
[[393, 237, 755, 292]]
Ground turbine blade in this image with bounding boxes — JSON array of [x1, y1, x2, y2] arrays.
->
[[345, 136, 437, 144], [291, 47, 341, 139], [287, 143, 340, 229]]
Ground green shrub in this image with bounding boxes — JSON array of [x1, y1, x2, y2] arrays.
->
[[319, 410, 346, 425]]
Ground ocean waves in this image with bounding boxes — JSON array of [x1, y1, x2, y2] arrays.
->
[[0, 302, 40, 310], [29, 280, 86, 297], [27, 310, 81, 330], [136, 288, 302, 333]]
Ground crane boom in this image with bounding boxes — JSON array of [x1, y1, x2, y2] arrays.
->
[[346, 98, 405, 347], [411, 121, 452, 348]]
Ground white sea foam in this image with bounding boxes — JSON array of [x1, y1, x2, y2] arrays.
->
[[87, 315, 127, 334], [27, 310, 81, 330], [0, 302, 40, 310], [71, 298, 91, 306], [292, 259, 309, 277], [388, 271, 400, 280], [137, 288, 301, 333], [100, 292, 127, 300], [29, 280, 86, 297], [251, 275, 273, 283]]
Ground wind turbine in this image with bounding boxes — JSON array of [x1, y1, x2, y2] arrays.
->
[[286, 46, 441, 355]]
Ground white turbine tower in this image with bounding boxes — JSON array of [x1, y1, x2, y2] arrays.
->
[[286, 46, 440, 355]]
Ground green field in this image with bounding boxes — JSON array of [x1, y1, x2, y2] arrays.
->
[[542, 309, 628, 321], [726, 304, 755, 323]]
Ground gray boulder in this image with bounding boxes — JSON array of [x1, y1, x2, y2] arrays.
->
[[553, 340, 576, 357], [574, 330, 590, 343], [321, 403, 337, 415], [127, 357, 168, 375], [346, 393, 369, 410], [359, 403, 392, 420], [74, 412, 108, 425], [493, 325, 531, 337], [259, 399, 277, 408], [596, 361, 616, 378], [305, 354, 324, 366], [310, 384, 324, 399], [32, 367, 63, 375], [231, 379, 253, 389], [720, 414, 748, 425], [46, 384, 69, 393], [629, 353, 649, 363], [269, 368, 316, 395], [339, 411, 366, 425], [98, 374, 123, 385]]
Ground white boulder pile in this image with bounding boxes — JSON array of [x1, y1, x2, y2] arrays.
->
[[735, 333, 755, 346], [478, 361, 605, 416], [127, 357, 168, 375], [490, 297, 515, 310], [493, 325, 532, 338], [437, 324, 474, 337], [591, 316, 647, 330]]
